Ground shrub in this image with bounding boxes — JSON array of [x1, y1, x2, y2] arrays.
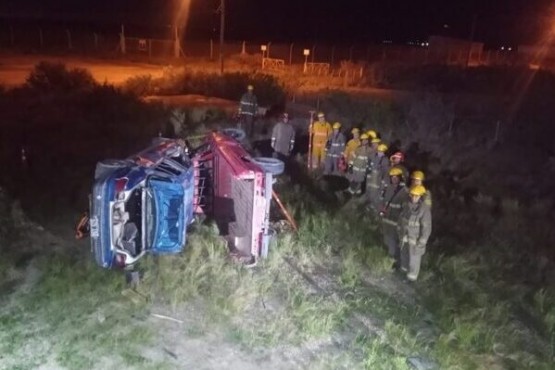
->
[[123, 70, 287, 107], [121, 74, 153, 96], [26, 62, 96, 93]]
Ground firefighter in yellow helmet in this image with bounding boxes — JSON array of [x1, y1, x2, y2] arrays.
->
[[347, 133, 372, 194], [367, 143, 389, 212], [369, 137, 380, 155], [365, 137, 381, 185], [410, 171, 432, 209], [366, 130, 377, 140], [343, 128, 361, 165], [309, 112, 332, 170], [324, 122, 346, 175], [398, 184, 432, 281], [380, 166, 409, 265]]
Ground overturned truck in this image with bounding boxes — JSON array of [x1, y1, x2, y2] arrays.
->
[[89, 130, 284, 269]]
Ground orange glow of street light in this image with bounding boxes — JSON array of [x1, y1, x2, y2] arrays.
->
[[175, 0, 193, 33]]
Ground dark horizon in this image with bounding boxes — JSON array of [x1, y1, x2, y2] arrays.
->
[[0, 0, 553, 46]]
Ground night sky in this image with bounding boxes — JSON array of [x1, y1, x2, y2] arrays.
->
[[0, 0, 553, 46]]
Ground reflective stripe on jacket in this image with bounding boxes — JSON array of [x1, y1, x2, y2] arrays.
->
[[367, 154, 389, 188], [398, 200, 432, 247], [344, 138, 360, 163], [350, 145, 373, 182], [381, 184, 408, 223], [310, 121, 332, 146], [326, 132, 346, 157], [239, 93, 258, 115]]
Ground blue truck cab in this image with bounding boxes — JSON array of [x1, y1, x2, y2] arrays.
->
[[90, 138, 194, 268]]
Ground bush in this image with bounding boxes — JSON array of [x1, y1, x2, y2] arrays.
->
[[123, 70, 287, 107], [26, 62, 96, 93], [121, 74, 153, 96]]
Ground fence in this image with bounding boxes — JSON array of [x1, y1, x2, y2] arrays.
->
[[0, 22, 536, 68]]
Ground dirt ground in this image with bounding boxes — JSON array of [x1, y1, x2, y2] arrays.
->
[[0, 53, 405, 103], [0, 53, 167, 86]]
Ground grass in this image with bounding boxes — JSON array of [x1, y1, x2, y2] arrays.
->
[[1, 63, 555, 369], [135, 181, 555, 369], [0, 252, 167, 369]]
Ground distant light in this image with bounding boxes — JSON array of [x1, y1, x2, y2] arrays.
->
[[421, 42, 426, 47], [501, 46, 505, 50], [303, 49, 310, 56], [260, 45, 267, 51], [508, 47, 512, 51], [425, 42, 429, 46]]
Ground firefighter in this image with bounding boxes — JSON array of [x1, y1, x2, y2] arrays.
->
[[365, 138, 381, 192], [380, 167, 409, 265], [366, 130, 378, 141], [344, 128, 361, 164], [398, 184, 432, 281], [367, 143, 389, 212], [370, 137, 380, 155], [348, 133, 372, 194], [238, 84, 258, 138], [271, 113, 296, 159], [410, 170, 432, 209], [309, 112, 332, 170], [389, 151, 409, 182], [324, 122, 346, 175]]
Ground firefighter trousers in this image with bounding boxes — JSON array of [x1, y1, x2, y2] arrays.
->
[[382, 222, 400, 262], [311, 145, 326, 169], [400, 242, 425, 280], [324, 155, 339, 175]]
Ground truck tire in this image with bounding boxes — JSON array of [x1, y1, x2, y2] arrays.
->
[[94, 159, 130, 180], [221, 128, 247, 142], [252, 157, 285, 176]]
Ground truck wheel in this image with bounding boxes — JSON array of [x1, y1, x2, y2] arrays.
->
[[252, 157, 285, 176], [94, 159, 130, 180]]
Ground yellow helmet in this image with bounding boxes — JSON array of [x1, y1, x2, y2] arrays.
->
[[371, 138, 381, 144], [351, 127, 360, 134], [317, 112, 325, 118], [360, 133, 370, 140], [377, 143, 388, 152], [366, 130, 377, 139], [411, 171, 425, 181], [247, 84, 254, 90], [389, 167, 403, 177], [333, 122, 342, 129], [409, 185, 427, 197]]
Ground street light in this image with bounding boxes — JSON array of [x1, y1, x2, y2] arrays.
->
[[303, 49, 310, 73], [261, 44, 267, 68]]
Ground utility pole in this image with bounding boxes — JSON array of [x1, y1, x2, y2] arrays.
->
[[466, 14, 477, 67], [219, 0, 225, 74]]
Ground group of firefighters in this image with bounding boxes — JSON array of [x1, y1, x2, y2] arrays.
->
[[239, 86, 432, 281], [271, 109, 432, 282]]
